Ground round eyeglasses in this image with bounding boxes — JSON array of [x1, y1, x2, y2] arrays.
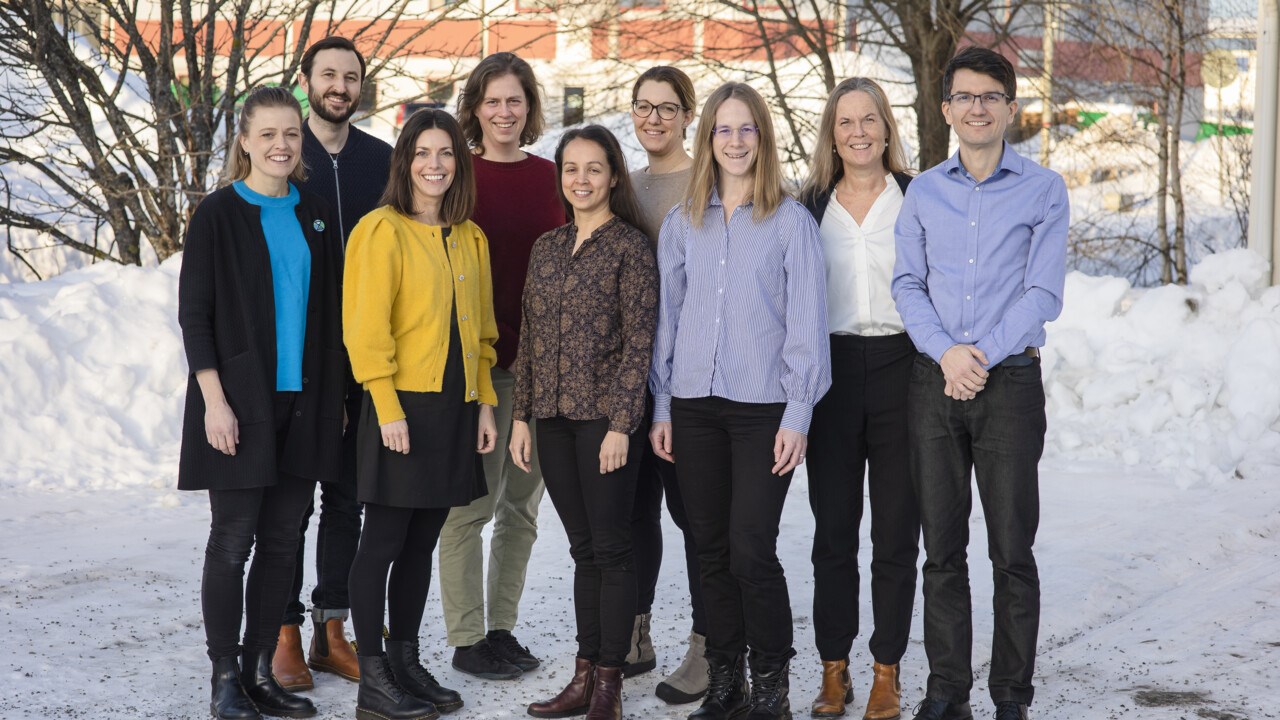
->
[[632, 100, 686, 121]]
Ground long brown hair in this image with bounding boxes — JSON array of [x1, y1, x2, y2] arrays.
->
[[685, 83, 784, 226], [800, 77, 912, 203], [381, 109, 475, 226], [554, 125, 643, 230], [457, 52, 545, 156], [222, 86, 308, 185]]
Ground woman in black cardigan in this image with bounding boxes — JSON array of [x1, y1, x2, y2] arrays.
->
[[178, 86, 346, 720], [798, 77, 920, 720]]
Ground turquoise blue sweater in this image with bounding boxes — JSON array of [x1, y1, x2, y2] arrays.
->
[[233, 181, 310, 391]]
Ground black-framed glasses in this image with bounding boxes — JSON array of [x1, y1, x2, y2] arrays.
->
[[632, 100, 686, 120], [945, 92, 1012, 107]]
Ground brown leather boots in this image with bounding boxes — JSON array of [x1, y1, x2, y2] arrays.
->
[[810, 659, 853, 717], [527, 658, 624, 720], [810, 660, 902, 720], [529, 657, 595, 717], [863, 662, 902, 720], [272, 624, 313, 691], [308, 617, 361, 682]]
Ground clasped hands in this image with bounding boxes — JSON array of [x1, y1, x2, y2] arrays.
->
[[940, 344, 989, 401]]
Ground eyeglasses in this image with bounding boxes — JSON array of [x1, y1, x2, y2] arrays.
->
[[632, 100, 686, 120], [712, 125, 760, 141], [945, 92, 1012, 107]]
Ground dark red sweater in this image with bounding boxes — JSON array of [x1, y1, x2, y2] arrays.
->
[[472, 153, 565, 369]]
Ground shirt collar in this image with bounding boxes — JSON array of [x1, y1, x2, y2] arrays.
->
[[944, 141, 1024, 181], [708, 185, 753, 209]]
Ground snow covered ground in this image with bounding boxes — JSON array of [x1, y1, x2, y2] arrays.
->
[[2, 251, 1279, 719]]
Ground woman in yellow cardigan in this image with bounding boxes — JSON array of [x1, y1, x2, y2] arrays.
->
[[343, 108, 499, 720]]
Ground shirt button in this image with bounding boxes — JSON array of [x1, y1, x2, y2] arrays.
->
[[969, 258, 975, 264], [720, 259, 725, 264], [457, 274, 465, 281], [970, 221, 976, 226], [302, 377, 308, 384], [460, 314, 468, 322], [718, 288, 723, 293], [963, 332, 970, 337], [715, 318, 720, 323], [295, 410, 302, 417], [451, 242, 457, 248], [965, 295, 972, 300], [975, 187, 981, 191], [470, 390, 477, 398], [466, 352, 473, 359]]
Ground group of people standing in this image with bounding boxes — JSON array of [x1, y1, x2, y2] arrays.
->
[[179, 34, 1066, 720]]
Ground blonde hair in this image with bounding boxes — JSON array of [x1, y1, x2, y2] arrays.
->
[[685, 83, 785, 226], [800, 78, 912, 202], [222, 86, 308, 185]]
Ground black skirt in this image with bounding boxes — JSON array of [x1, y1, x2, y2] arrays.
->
[[355, 321, 488, 509]]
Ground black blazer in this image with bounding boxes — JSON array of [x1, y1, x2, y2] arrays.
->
[[177, 184, 346, 491], [801, 171, 914, 225]]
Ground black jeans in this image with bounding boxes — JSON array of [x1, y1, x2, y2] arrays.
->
[[202, 393, 316, 660], [670, 396, 794, 663], [633, 394, 707, 635], [538, 416, 639, 667], [348, 503, 450, 655], [908, 354, 1044, 706], [285, 396, 363, 624], [808, 333, 919, 663]]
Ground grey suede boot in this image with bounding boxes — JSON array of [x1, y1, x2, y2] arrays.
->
[[623, 613, 656, 677], [655, 632, 709, 704]]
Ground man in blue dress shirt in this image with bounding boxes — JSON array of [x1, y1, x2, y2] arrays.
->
[[892, 46, 1069, 720]]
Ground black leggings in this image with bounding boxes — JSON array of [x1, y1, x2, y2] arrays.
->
[[203, 475, 316, 660], [348, 503, 450, 655]]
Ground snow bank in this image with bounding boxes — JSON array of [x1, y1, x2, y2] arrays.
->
[[0, 258, 186, 491], [1044, 248, 1280, 484], [2, 249, 1277, 491]]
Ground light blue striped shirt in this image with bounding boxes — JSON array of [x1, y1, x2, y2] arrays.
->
[[892, 144, 1068, 366], [650, 190, 831, 434]]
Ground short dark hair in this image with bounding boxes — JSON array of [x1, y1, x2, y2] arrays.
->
[[457, 52, 545, 155], [300, 36, 366, 83], [380, 109, 475, 227], [942, 46, 1016, 101], [554, 125, 642, 230]]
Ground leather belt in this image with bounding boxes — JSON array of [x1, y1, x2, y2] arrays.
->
[[996, 347, 1039, 368]]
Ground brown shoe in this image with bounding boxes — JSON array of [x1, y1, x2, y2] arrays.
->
[[863, 662, 901, 720], [811, 658, 852, 718], [308, 617, 360, 682], [586, 666, 622, 720], [528, 657, 595, 718], [271, 624, 313, 691]]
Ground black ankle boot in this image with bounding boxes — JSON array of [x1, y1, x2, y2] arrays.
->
[[689, 653, 749, 719], [240, 648, 317, 718], [211, 655, 260, 720], [357, 654, 440, 720], [386, 639, 464, 713], [744, 650, 793, 719]]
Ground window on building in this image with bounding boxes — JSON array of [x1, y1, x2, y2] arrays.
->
[[564, 87, 584, 126], [619, 0, 665, 8]]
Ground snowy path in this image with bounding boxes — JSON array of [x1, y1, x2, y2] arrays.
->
[[3, 464, 1276, 719]]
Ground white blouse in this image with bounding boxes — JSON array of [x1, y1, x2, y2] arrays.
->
[[819, 176, 906, 336]]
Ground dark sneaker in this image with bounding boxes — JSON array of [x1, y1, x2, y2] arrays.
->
[[450, 639, 522, 680], [911, 698, 973, 720], [993, 702, 1028, 720], [485, 629, 541, 672]]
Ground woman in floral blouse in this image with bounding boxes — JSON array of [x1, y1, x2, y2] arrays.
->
[[509, 124, 658, 720]]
